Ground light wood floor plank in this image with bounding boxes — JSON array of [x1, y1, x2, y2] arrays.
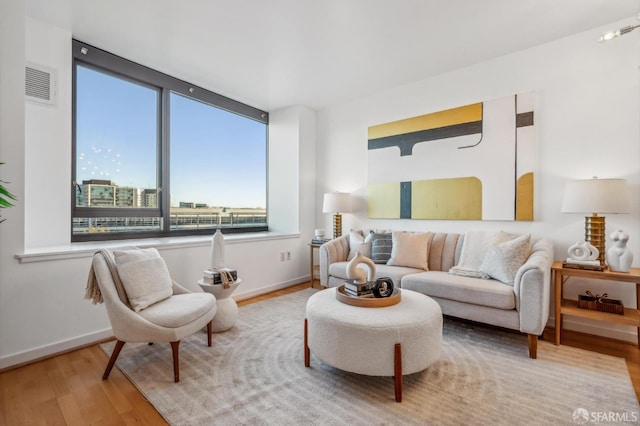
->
[[57, 393, 87, 426], [1, 281, 638, 425]]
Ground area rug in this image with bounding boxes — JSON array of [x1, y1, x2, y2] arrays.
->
[[102, 289, 639, 425]]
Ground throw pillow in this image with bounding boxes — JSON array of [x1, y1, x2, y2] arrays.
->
[[479, 234, 531, 284], [114, 248, 173, 312], [371, 232, 393, 264], [387, 231, 431, 270], [348, 230, 373, 260], [449, 230, 514, 279]]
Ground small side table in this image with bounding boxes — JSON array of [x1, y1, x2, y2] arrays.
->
[[309, 243, 322, 288], [552, 261, 640, 347], [198, 278, 242, 332]]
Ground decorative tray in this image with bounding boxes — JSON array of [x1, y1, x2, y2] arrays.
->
[[335, 284, 401, 308]]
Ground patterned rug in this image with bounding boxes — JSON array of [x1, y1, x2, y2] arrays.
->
[[102, 289, 639, 425]]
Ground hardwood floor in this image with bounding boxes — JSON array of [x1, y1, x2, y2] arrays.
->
[[1, 281, 638, 425]]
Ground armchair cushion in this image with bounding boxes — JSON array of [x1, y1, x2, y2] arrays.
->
[[114, 248, 173, 312], [138, 293, 216, 328]]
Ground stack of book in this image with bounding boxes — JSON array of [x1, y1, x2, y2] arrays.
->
[[343, 280, 373, 298], [202, 268, 238, 285], [311, 237, 330, 245]]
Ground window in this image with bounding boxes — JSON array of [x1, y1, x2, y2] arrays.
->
[[72, 40, 268, 241]]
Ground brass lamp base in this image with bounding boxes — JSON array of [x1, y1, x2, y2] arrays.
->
[[333, 213, 342, 240], [585, 213, 606, 266]]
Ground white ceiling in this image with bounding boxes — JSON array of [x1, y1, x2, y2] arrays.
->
[[26, 0, 639, 112]]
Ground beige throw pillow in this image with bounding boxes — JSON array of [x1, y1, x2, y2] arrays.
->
[[114, 248, 173, 312], [348, 230, 373, 260], [479, 234, 531, 284], [449, 230, 514, 279], [387, 231, 431, 270]]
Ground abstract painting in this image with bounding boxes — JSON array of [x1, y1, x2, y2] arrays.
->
[[367, 93, 534, 221]]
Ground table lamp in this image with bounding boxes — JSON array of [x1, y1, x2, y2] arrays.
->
[[561, 177, 629, 266], [323, 192, 352, 239]]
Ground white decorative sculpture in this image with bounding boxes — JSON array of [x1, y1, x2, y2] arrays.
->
[[211, 229, 225, 270], [607, 229, 633, 273], [346, 251, 376, 284], [566, 241, 599, 266]]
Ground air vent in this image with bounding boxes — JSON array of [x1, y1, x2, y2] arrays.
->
[[25, 63, 57, 105]]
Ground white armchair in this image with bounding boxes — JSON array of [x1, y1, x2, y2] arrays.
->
[[89, 249, 217, 382]]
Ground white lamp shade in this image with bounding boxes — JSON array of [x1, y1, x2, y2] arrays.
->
[[561, 178, 629, 214], [323, 192, 352, 213]]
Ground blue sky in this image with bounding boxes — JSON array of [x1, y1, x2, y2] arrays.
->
[[76, 65, 267, 208]]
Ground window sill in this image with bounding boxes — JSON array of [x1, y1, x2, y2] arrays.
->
[[15, 232, 301, 264]]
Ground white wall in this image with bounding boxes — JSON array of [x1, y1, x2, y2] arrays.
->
[[316, 17, 640, 342], [25, 19, 72, 248], [0, 17, 316, 369]]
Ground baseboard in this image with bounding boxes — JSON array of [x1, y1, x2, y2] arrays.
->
[[232, 275, 310, 301], [0, 328, 113, 372], [548, 315, 637, 344]]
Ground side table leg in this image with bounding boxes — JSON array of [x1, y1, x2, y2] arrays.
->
[[309, 245, 315, 288], [304, 319, 310, 367], [554, 271, 562, 345], [394, 343, 402, 402], [636, 283, 640, 349]]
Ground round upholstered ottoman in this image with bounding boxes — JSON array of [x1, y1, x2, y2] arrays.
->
[[304, 287, 442, 402]]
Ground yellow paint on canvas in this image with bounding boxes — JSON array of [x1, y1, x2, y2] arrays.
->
[[412, 177, 482, 220], [368, 103, 482, 140], [367, 183, 401, 218], [516, 172, 534, 221]]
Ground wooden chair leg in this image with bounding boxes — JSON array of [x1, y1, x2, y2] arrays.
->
[[304, 319, 310, 367], [103, 340, 126, 380], [170, 341, 180, 382], [528, 334, 538, 359], [207, 321, 212, 347], [394, 343, 402, 402]]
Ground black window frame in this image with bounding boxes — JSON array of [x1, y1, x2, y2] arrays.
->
[[71, 40, 269, 242]]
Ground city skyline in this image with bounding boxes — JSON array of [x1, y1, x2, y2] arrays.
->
[[78, 178, 267, 210]]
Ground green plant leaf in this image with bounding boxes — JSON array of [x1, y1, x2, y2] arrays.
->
[[0, 162, 17, 209]]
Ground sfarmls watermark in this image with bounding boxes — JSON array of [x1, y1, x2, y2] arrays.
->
[[573, 408, 639, 424]]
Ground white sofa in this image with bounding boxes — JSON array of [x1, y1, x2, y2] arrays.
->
[[319, 231, 554, 358]]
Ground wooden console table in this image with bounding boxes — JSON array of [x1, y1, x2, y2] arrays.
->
[[552, 261, 640, 347]]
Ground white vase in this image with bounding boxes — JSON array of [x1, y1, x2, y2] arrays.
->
[[607, 229, 633, 273], [211, 229, 225, 270]]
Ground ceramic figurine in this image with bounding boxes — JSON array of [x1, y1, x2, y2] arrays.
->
[[346, 251, 376, 284], [567, 241, 599, 263], [607, 229, 633, 273]]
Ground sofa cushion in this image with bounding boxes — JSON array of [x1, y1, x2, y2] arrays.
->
[[371, 232, 393, 264], [329, 261, 423, 288], [449, 230, 514, 279], [479, 234, 531, 284], [348, 230, 373, 260], [401, 271, 516, 310], [387, 231, 431, 270]]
